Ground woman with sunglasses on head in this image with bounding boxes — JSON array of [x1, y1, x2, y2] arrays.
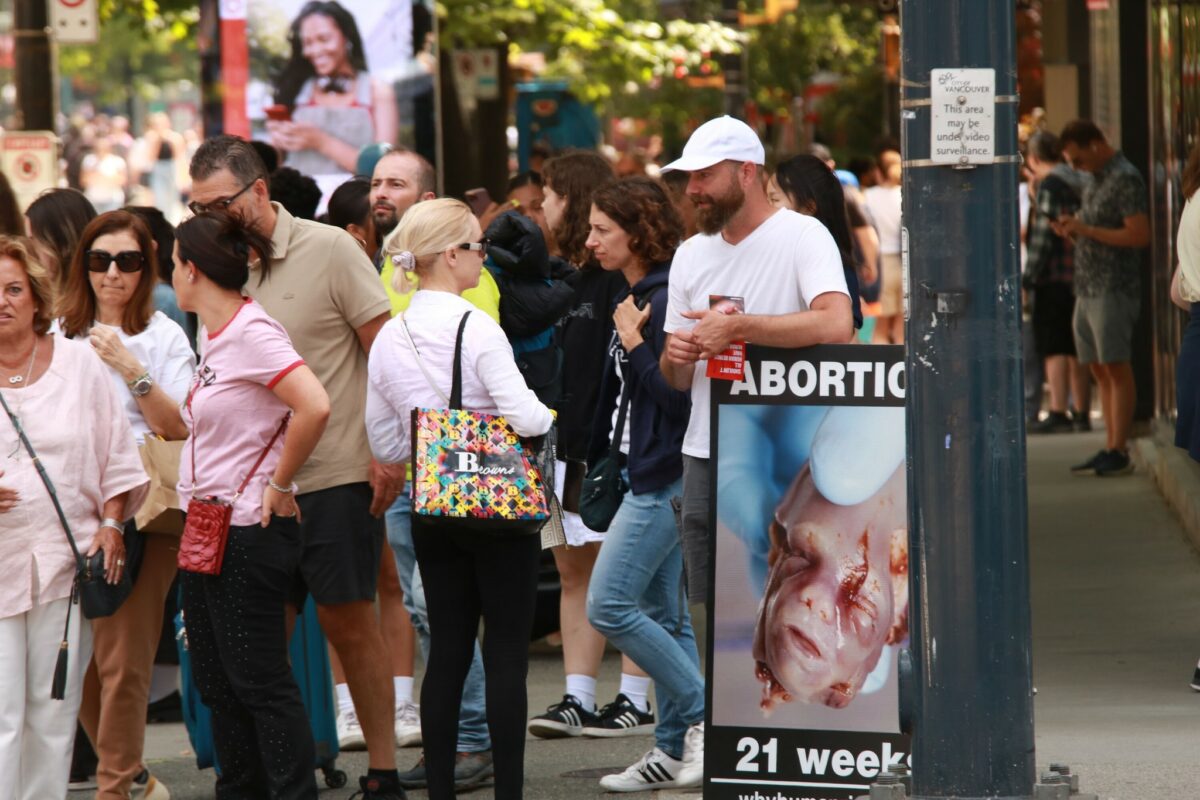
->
[[57, 210, 196, 800], [173, 210, 330, 800], [365, 199, 553, 800]]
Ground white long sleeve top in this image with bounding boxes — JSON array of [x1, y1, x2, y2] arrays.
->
[[366, 289, 554, 465]]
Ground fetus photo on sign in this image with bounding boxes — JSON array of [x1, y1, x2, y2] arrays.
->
[[752, 459, 908, 712], [711, 402, 908, 733]]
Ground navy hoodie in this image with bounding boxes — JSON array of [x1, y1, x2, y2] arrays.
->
[[587, 261, 691, 494]]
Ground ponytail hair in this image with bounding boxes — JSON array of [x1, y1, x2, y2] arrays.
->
[[175, 210, 274, 290], [383, 198, 475, 294]]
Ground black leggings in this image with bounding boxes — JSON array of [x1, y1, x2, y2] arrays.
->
[[412, 519, 540, 800], [181, 518, 315, 800]]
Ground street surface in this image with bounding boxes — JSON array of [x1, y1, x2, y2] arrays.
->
[[103, 430, 1200, 799]]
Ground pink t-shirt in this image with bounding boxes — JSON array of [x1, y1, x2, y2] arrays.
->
[[178, 299, 304, 527]]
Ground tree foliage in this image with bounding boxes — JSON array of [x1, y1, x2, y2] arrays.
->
[[438, 0, 743, 111], [439, 0, 883, 156], [58, 0, 200, 112]]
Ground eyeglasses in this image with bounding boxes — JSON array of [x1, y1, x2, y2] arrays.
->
[[188, 179, 258, 215], [458, 238, 490, 258], [86, 250, 145, 273]]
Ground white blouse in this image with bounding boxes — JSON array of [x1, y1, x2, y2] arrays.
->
[[1178, 196, 1200, 304], [366, 289, 554, 464]]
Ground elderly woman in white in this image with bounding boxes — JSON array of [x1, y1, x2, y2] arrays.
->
[[0, 237, 148, 800]]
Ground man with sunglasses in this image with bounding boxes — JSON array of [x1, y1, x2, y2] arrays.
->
[[189, 136, 405, 800]]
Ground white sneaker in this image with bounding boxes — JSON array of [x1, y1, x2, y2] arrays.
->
[[337, 708, 367, 751], [599, 748, 682, 792], [395, 700, 422, 747], [675, 722, 704, 787]]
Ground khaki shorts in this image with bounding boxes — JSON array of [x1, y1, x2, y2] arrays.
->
[[879, 253, 903, 317]]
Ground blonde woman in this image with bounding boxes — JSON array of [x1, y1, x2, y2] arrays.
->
[[365, 199, 553, 800]]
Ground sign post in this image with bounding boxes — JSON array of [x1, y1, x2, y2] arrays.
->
[[898, 0, 1038, 797]]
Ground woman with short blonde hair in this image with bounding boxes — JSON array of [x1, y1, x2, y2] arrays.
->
[[367, 198, 554, 800]]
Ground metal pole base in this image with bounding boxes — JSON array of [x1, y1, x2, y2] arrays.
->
[[855, 764, 1099, 800]]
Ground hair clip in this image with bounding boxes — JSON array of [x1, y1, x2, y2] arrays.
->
[[397, 250, 416, 271]]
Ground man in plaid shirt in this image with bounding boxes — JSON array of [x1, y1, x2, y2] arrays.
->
[[1023, 131, 1089, 434]]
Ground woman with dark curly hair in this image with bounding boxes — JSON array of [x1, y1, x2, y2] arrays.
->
[[528, 151, 643, 740], [581, 177, 703, 791], [267, 0, 398, 176]]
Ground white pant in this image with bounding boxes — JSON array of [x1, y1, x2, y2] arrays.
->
[[0, 597, 93, 800]]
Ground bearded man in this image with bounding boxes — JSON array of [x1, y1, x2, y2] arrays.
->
[[659, 115, 854, 609]]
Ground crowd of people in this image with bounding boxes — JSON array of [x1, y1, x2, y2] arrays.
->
[[1019, 119, 1152, 479], [0, 99, 1168, 800]]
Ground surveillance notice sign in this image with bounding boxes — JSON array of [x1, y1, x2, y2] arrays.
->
[[706, 344, 911, 799]]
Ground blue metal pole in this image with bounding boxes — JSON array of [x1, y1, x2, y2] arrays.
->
[[900, 1, 1036, 797]]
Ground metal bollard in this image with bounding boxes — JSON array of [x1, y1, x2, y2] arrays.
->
[[868, 771, 908, 800], [1034, 772, 1070, 800]]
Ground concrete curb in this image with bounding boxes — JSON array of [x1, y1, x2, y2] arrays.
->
[[1131, 418, 1200, 554]]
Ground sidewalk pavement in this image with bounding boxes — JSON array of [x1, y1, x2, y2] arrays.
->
[[115, 429, 1200, 799]]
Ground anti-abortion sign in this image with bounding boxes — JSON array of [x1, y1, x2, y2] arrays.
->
[[707, 344, 910, 800]]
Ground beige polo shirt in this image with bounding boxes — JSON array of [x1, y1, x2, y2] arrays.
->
[[245, 203, 390, 493]]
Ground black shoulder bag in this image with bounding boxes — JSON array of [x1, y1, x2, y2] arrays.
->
[[578, 286, 664, 532], [0, 390, 132, 699]]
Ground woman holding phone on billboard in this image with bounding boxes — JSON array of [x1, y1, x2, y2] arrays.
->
[[267, 1, 399, 176]]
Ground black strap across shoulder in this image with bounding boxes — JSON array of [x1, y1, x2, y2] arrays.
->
[[450, 311, 472, 409]]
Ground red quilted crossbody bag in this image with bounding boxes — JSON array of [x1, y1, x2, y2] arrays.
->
[[178, 379, 289, 575]]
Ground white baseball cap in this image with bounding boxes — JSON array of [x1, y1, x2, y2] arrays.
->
[[661, 115, 765, 173]]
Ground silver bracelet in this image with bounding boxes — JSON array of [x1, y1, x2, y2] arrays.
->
[[99, 517, 124, 533], [268, 480, 297, 495]]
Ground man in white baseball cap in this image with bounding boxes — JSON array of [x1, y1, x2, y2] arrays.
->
[[658, 114, 854, 612]]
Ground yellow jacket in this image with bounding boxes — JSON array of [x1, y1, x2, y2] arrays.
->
[[379, 255, 501, 321]]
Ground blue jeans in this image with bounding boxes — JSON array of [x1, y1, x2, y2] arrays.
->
[[385, 497, 491, 752], [586, 476, 704, 760]]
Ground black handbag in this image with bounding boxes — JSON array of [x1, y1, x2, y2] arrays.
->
[[0, 390, 133, 699], [579, 378, 630, 533]]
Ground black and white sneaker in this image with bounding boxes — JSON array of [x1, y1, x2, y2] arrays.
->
[[528, 694, 596, 738], [583, 694, 655, 738], [1190, 666, 1200, 692], [599, 748, 682, 792], [1069, 449, 1108, 476]]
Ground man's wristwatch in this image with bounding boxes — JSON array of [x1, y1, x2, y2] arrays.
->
[[128, 371, 154, 397]]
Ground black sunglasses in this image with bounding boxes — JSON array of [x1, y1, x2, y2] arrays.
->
[[86, 250, 145, 274], [458, 238, 490, 258], [188, 178, 259, 215]]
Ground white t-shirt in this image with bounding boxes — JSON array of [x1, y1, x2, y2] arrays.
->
[[609, 354, 632, 456], [664, 209, 850, 459], [864, 185, 903, 255], [53, 311, 196, 445]]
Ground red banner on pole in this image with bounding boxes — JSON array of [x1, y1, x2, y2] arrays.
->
[[218, 0, 250, 139]]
